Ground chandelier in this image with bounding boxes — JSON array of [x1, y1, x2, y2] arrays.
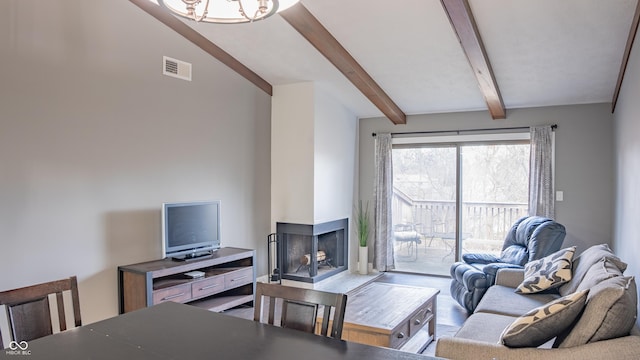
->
[[157, 0, 301, 24]]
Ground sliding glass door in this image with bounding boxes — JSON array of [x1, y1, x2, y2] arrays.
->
[[459, 144, 530, 259], [392, 141, 529, 276]]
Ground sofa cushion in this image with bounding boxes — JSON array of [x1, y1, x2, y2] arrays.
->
[[482, 263, 524, 284], [475, 285, 560, 317], [555, 276, 638, 348], [559, 244, 627, 296], [454, 312, 518, 344], [499, 289, 588, 348], [575, 258, 624, 293], [516, 247, 576, 294]]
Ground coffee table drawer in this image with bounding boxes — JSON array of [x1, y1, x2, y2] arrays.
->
[[389, 321, 411, 348], [410, 300, 435, 335]]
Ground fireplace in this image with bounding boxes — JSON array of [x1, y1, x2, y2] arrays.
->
[[276, 218, 348, 283]]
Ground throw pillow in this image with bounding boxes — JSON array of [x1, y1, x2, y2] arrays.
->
[[499, 289, 588, 348], [516, 246, 576, 294], [555, 276, 638, 348]]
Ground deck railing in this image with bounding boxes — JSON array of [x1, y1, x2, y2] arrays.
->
[[392, 188, 527, 241]]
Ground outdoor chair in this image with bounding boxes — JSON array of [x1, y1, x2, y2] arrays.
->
[[393, 223, 421, 260]]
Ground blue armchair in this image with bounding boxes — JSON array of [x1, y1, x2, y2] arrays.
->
[[450, 216, 566, 313]]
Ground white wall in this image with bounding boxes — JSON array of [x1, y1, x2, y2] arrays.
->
[[313, 87, 358, 270], [0, 0, 271, 326], [313, 87, 358, 224], [271, 83, 315, 225], [271, 83, 358, 225], [612, 23, 640, 326], [359, 103, 614, 256]]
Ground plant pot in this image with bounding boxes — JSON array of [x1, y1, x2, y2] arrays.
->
[[358, 246, 368, 275]]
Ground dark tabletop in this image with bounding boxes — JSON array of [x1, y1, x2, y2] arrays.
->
[[5, 301, 442, 360]]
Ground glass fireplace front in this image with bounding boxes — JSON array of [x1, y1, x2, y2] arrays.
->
[[276, 218, 348, 283]]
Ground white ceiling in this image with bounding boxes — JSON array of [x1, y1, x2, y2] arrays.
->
[[161, 0, 638, 120]]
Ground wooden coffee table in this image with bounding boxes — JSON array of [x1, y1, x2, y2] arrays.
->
[[339, 282, 439, 352]]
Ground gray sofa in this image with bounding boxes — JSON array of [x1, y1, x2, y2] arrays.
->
[[436, 244, 640, 360]]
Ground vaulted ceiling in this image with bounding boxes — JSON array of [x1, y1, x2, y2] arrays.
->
[[133, 0, 640, 124]]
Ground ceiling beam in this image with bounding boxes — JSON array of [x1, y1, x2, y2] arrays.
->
[[611, 0, 640, 113], [441, 0, 506, 119], [129, 0, 272, 95], [279, 4, 406, 125]]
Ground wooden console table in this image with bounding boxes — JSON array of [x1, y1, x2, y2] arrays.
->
[[118, 247, 255, 314], [340, 282, 439, 352]]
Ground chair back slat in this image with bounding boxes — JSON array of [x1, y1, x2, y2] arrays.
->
[[281, 300, 318, 333], [253, 282, 347, 338], [328, 292, 347, 338], [70, 277, 82, 328], [8, 297, 53, 342], [320, 304, 332, 336], [55, 292, 67, 331], [267, 296, 277, 325], [0, 276, 81, 348]]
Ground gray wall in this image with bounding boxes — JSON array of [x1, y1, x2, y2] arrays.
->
[[0, 0, 271, 325], [359, 103, 614, 255], [613, 19, 640, 326]]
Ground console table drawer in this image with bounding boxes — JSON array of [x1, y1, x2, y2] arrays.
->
[[225, 268, 253, 289], [153, 283, 191, 304], [192, 276, 225, 298]]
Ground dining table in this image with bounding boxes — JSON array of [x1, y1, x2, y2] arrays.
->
[[2, 301, 443, 359]]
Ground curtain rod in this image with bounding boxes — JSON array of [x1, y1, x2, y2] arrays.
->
[[371, 124, 557, 137]]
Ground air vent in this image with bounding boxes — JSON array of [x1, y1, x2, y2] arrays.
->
[[163, 56, 192, 81]]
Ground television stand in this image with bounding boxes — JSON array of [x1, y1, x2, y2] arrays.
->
[[118, 247, 255, 314]]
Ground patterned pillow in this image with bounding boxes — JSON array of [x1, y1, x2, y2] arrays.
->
[[500, 289, 588, 348], [516, 246, 576, 294]]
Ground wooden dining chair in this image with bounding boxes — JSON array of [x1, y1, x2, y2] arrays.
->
[[253, 282, 347, 338], [0, 276, 82, 349]]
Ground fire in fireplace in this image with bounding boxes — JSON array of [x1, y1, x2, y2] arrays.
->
[[275, 218, 348, 283]]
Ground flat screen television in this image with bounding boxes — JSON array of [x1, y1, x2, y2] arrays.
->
[[162, 201, 221, 260]]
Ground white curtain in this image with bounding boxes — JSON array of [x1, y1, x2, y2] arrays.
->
[[374, 133, 394, 271], [529, 125, 555, 218]]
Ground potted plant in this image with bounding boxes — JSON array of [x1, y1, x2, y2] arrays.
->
[[355, 200, 371, 275]]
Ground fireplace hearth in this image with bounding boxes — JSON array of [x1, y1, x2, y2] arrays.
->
[[276, 218, 348, 283]]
